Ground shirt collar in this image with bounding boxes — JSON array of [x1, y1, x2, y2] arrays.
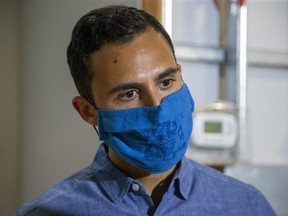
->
[[91, 144, 195, 203], [173, 156, 195, 200], [91, 144, 133, 204]]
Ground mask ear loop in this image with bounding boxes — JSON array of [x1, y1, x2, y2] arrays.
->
[[83, 96, 100, 137], [92, 117, 108, 152], [93, 125, 99, 136]]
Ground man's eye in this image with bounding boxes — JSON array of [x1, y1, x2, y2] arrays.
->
[[160, 79, 173, 88], [119, 90, 137, 100]]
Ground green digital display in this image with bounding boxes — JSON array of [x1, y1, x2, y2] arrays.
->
[[204, 121, 222, 133]]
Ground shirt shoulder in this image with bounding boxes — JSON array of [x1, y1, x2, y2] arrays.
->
[[187, 159, 258, 193], [15, 165, 95, 216], [179, 158, 276, 215], [15, 144, 132, 216]]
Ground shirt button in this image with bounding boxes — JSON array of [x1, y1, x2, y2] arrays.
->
[[132, 183, 140, 192]]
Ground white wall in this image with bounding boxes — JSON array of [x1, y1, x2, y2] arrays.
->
[[0, 0, 20, 215], [247, 67, 288, 164], [246, 0, 288, 165]]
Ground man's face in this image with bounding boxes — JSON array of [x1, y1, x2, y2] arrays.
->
[[89, 28, 182, 111]]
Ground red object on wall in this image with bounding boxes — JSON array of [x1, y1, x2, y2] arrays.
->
[[213, 0, 246, 10], [213, 0, 220, 10], [238, 0, 246, 6]]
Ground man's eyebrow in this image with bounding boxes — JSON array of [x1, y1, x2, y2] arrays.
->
[[108, 82, 144, 95], [155, 67, 179, 81], [108, 67, 179, 95]]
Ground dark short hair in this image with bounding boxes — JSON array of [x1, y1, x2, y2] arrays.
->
[[67, 5, 175, 105]]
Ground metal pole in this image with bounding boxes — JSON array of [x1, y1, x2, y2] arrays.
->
[[236, 1, 248, 162], [161, 0, 173, 38]]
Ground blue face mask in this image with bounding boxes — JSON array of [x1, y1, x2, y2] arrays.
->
[[96, 83, 194, 174]]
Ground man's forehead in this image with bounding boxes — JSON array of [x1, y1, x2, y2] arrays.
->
[[89, 29, 175, 75]]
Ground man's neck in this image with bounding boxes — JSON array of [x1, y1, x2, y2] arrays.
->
[[136, 165, 177, 206]]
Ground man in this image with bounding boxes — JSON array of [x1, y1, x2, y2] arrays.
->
[[16, 5, 276, 216]]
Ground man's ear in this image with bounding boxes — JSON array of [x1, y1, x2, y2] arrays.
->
[[177, 63, 182, 75], [72, 96, 98, 125]]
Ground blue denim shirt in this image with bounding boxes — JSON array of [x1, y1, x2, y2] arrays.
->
[[16, 144, 276, 216]]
